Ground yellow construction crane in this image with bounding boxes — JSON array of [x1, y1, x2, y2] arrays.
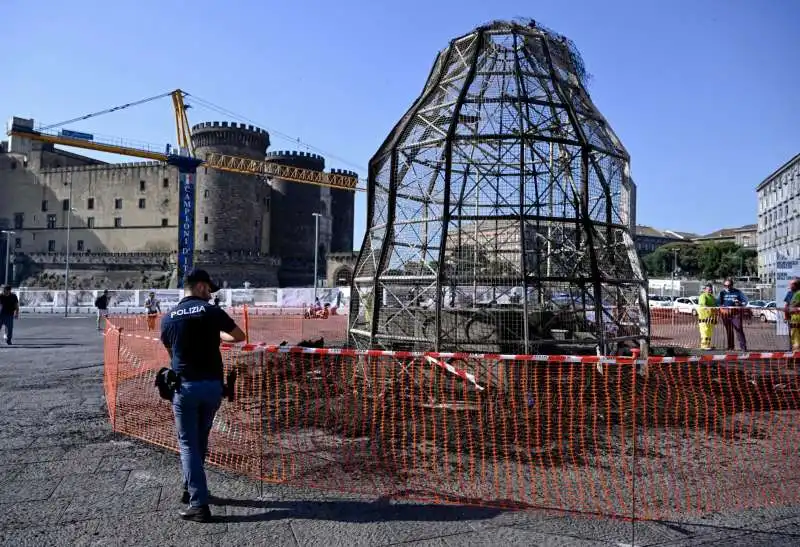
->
[[6, 89, 361, 284], [7, 89, 360, 191]]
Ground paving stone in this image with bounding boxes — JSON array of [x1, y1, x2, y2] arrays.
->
[[208, 523, 297, 546], [0, 436, 35, 450], [0, 478, 60, 503], [0, 519, 100, 547], [51, 470, 130, 498], [92, 508, 228, 539], [10, 457, 102, 481], [60, 487, 161, 522], [96, 450, 165, 471], [0, 498, 73, 529], [0, 465, 22, 483], [0, 446, 66, 465]]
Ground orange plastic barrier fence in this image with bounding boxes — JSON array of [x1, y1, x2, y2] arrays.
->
[[105, 309, 348, 347], [103, 320, 800, 520], [650, 307, 789, 352]]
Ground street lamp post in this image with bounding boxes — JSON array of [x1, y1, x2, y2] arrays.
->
[[312, 212, 322, 302], [64, 180, 73, 317], [671, 248, 679, 297], [1, 230, 14, 286]]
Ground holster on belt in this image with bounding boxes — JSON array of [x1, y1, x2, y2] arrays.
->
[[154, 367, 181, 402]]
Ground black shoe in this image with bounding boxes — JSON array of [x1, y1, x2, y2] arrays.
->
[[5, 340, 10, 346], [181, 488, 212, 504], [179, 505, 212, 522]]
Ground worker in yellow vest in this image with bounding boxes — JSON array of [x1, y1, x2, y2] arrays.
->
[[789, 279, 800, 352], [697, 283, 717, 350]]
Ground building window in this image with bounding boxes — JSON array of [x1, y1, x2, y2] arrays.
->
[[14, 238, 21, 249], [88, 197, 95, 209], [163, 178, 169, 188], [48, 240, 55, 252], [114, 217, 122, 228], [139, 198, 146, 209], [41, 200, 48, 212], [87, 217, 95, 228], [204, 233, 208, 242], [204, 216, 208, 225], [139, 180, 146, 192], [13, 213, 23, 229], [47, 214, 56, 229], [161, 218, 169, 227], [204, 189, 209, 198], [62, 199, 70, 211], [77, 240, 84, 252], [115, 198, 123, 209]]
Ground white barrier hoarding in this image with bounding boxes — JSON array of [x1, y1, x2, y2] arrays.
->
[[14, 287, 351, 314]]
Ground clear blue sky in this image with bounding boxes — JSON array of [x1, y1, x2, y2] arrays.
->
[[2, 0, 799, 246]]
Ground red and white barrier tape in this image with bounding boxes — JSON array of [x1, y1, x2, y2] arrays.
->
[[109, 330, 800, 365]]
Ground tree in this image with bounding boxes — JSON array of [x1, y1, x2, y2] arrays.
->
[[641, 241, 756, 280]]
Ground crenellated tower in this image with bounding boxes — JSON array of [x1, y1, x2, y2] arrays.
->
[[329, 169, 357, 253], [191, 122, 271, 254], [266, 150, 331, 286]]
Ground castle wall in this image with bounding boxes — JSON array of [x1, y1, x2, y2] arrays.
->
[[0, 158, 179, 254]]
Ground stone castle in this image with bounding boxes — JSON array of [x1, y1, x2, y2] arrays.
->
[[0, 118, 356, 289]]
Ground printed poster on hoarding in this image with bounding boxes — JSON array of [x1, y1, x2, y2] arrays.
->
[[775, 255, 800, 336]]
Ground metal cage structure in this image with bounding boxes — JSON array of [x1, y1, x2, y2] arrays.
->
[[349, 19, 649, 354]]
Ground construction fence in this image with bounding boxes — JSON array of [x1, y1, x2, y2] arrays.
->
[[104, 317, 800, 521], [106, 305, 790, 355]]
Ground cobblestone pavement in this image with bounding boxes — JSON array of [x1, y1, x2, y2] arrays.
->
[[1, 315, 799, 546]]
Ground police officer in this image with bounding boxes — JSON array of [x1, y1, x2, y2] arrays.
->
[[160, 269, 245, 522]]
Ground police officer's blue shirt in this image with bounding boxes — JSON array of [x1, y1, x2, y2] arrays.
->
[[160, 296, 237, 382], [718, 288, 748, 307]]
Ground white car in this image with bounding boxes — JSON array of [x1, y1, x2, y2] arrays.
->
[[673, 296, 699, 315], [756, 301, 780, 323]]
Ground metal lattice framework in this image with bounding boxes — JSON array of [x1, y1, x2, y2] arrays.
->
[[349, 19, 649, 354]]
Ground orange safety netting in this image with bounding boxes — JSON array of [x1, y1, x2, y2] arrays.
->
[[103, 317, 800, 520], [105, 306, 348, 347]]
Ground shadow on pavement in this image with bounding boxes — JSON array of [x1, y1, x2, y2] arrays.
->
[[212, 497, 505, 523]]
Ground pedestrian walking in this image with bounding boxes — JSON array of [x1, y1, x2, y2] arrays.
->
[[718, 278, 748, 351], [697, 283, 717, 350], [0, 285, 20, 345], [160, 269, 245, 522], [94, 290, 109, 331], [144, 291, 161, 331]]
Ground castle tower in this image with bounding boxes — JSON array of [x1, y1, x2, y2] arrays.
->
[[329, 169, 357, 253], [265, 151, 331, 287], [191, 122, 271, 254]]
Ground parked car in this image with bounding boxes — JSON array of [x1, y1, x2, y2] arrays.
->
[[747, 300, 768, 309], [673, 296, 699, 315], [756, 301, 780, 323], [648, 295, 674, 309]]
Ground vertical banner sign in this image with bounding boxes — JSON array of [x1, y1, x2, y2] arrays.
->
[[178, 171, 196, 287], [775, 256, 800, 336]]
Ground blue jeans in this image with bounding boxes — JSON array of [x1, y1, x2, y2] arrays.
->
[[172, 380, 222, 507], [0, 315, 13, 342]]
